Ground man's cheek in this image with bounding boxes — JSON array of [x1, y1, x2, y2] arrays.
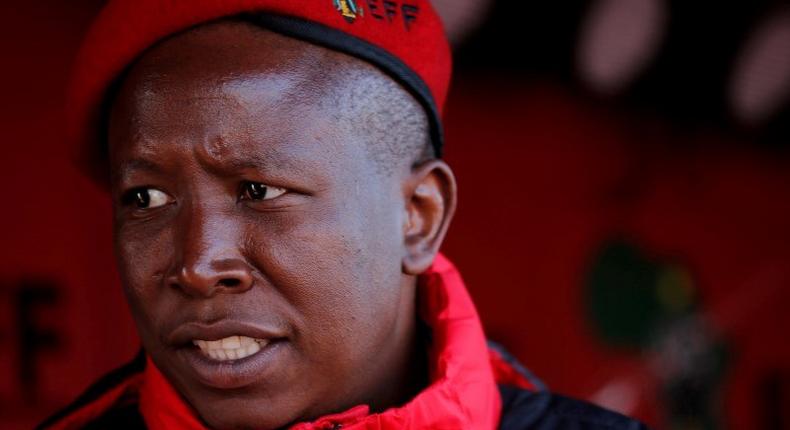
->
[[116, 239, 172, 336], [251, 208, 364, 276], [118, 250, 158, 296], [256, 225, 370, 331], [116, 226, 171, 276]]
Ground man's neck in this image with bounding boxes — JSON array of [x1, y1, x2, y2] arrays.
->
[[371, 315, 430, 412]]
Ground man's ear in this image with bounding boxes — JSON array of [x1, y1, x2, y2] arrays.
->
[[402, 159, 457, 275]]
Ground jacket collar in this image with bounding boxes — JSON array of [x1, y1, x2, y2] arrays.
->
[[139, 254, 502, 429]]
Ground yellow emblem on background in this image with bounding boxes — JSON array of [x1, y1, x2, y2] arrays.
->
[[333, 0, 362, 23]]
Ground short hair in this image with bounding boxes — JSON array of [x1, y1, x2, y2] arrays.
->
[[322, 63, 435, 176]]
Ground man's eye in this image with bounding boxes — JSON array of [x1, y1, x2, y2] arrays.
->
[[122, 188, 172, 209], [240, 182, 287, 201]]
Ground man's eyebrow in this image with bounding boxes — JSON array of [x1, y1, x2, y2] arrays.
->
[[113, 158, 165, 181]]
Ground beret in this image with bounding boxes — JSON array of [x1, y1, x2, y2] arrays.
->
[[68, 0, 452, 181]]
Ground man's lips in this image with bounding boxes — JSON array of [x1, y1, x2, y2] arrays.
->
[[168, 320, 287, 347], [167, 320, 291, 389]]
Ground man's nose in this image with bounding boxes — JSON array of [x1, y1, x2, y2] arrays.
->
[[167, 207, 254, 298]]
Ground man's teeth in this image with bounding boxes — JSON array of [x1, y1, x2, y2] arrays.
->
[[192, 336, 268, 361]]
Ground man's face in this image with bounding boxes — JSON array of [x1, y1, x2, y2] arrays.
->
[[108, 22, 427, 429]]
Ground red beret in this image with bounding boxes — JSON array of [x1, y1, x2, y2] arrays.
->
[[68, 0, 452, 180]]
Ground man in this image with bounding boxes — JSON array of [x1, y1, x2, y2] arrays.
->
[[41, 0, 647, 429]]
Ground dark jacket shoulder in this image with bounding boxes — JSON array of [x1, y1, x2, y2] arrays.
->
[[498, 384, 649, 430], [37, 352, 147, 430]]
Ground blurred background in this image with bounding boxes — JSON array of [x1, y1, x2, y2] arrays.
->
[[1, 0, 789, 428]]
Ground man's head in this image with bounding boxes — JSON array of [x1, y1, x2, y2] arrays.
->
[[107, 19, 456, 429]]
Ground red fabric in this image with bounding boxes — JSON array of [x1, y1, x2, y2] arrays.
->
[[139, 357, 207, 430], [67, 0, 451, 178], [137, 253, 502, 429]]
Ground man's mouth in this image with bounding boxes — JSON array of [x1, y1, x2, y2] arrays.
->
[[192, 335, 269, 361], [168, 320, 290, 388]]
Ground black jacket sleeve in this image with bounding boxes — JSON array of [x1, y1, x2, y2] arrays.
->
[[498, 385, 650, 430]]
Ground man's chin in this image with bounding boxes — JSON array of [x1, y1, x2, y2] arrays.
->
[[197, 405, 300, 430], [184, 382, 310, 430]]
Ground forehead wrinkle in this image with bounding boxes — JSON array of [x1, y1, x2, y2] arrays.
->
[[192, 114, 339, 179], [191, 65, 352, 175]]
